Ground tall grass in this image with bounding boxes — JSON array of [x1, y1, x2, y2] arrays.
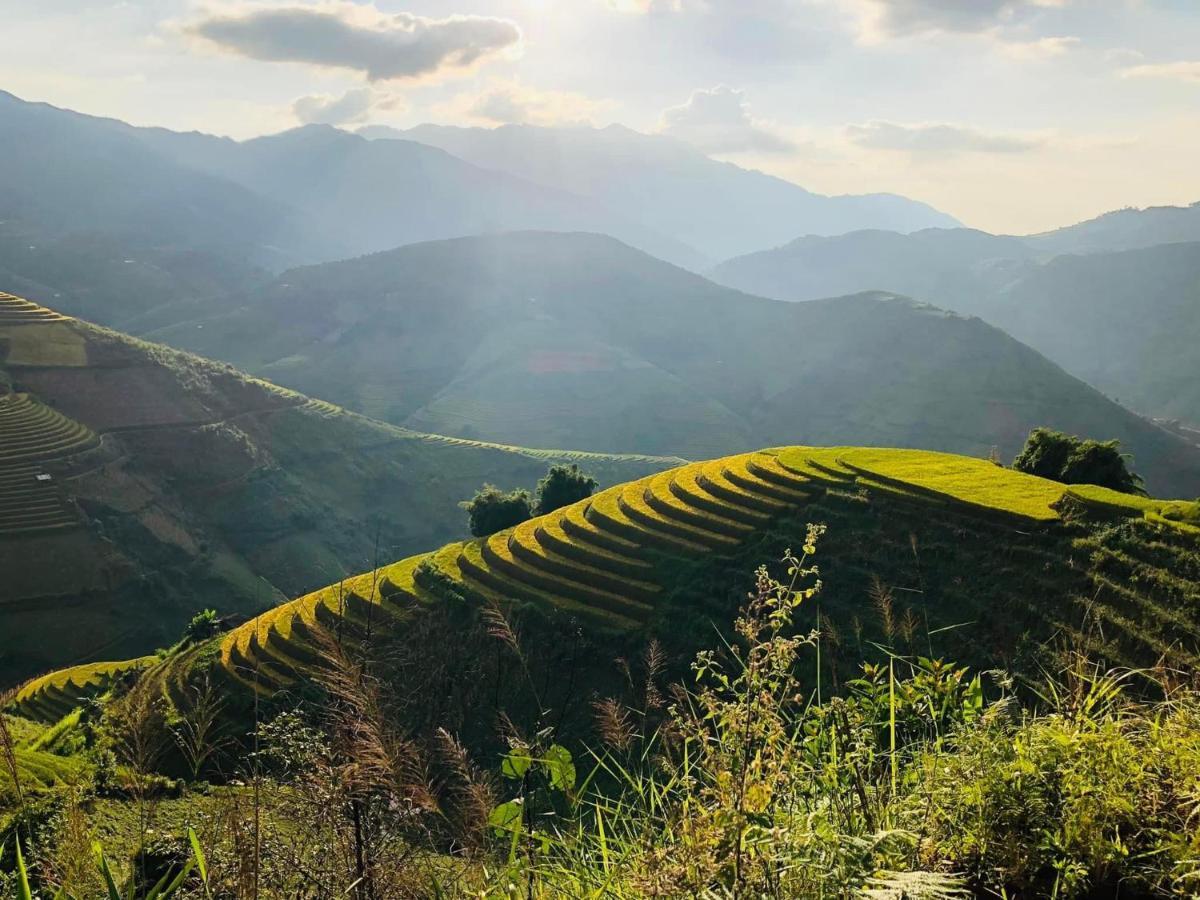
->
[[10, 527, 1200, 898], [459, 528, 1200, 899]]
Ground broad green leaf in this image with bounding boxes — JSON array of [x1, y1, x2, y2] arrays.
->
[[93, 843, 122, 900], [501, 747, 531, 780], [488, 799, 524, 837], [544, 744, 576, 792]]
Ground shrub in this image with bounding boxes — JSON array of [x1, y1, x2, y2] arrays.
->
[[1013, 427, 1145, 495], [461, 484, 533, 537], [182, 609, 220, 643], [535, 463, 598, 515]]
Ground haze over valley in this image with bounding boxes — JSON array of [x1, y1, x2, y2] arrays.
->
[[4, 2, 1200, 894]]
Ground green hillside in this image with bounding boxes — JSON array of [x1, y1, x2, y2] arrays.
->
[[0, 292, 673, 684], [23, 445, 1186, 731], [983, 242, 1200, 424], [712, 232, 1200, 428], [142, 231, 1200, 498], [7, 444, 1200, 896], [214, 445, 1200, 699]]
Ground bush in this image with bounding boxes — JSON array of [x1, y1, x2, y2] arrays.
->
[[183, 608, 220, 643], [535, 463, 598, 515], [1013, 427, 1145, 495], [461, 484, 533, 537]]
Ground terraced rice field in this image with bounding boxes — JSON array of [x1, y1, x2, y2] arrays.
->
[[10, 657, 155, 723], [0, 393, 99, 535], [220, 446, 1200, 697], [218, 450, 818, 694], [0, 745, 84, 801], [0, 292, 70, 325]]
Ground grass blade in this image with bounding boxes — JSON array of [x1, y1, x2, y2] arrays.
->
[[15, 838, 33, 900]]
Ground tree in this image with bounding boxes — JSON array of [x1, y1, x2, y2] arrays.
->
[[535, 463, 599, 515], [1012, 427, 1146, 495], [462, 484, 533, 537]]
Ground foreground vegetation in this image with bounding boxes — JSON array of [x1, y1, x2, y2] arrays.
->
[[5, 532, 1200, 897], [6, 445, 1200, 897]]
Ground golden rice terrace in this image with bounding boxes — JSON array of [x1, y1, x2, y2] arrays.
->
[[215, 447, 1200, 698], [8, 446, 1200, 723]]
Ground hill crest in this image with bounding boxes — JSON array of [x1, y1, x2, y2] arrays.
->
[[13, 444, 1198, 723]]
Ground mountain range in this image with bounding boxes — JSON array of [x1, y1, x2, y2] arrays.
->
[[710, 215, 1200, 427], [0, 89, 956, 294], [362, 122, 960, 262], [138, 231, 1200, 498]]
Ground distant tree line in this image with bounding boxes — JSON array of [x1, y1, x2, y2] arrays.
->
[[462, 463, 599, 536]]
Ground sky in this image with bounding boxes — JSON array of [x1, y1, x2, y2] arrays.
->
[[4, 0, 1200, 234]]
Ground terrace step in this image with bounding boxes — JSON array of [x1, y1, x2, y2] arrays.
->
[[533, 515, 654, 581], [586, 487, 711, 556], [560, 500, 648, 558], [618, 481, 739, 552], [643, 472, 755, 539], [747, 453, 817, 491], [483, 530, 653, 620], [455, 540, 641, 629], [670, 463, 778, 524], [709, 462, 807, 509]]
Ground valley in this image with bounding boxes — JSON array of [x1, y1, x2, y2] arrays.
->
[[0, 291, 671, 682]]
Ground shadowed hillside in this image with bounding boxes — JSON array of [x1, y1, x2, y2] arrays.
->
[[15, 446, 1198, 745], [0, 292, 673, 683], [144, 232, 1200, 498], [713, 232, 1200, 427]]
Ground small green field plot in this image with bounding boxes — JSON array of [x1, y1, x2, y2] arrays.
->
[[0, 745, 84, 803], [9, 657, 154, 723], [1067, 484, 1200, 532], [797, 447, 1066, 520]]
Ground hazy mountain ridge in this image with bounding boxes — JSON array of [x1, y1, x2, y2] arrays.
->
[[141, 231, 1200, 498], [0, 90, 959, 293], [365, 122, 961, 261], [711, 212, 1200, 426]]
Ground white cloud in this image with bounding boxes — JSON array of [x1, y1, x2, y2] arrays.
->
[[292, 87, 402, 125], [658, 85, 793, 154], [846, 120, 1044, 154], [1120, 60, 1200, 84], [999, 34, 1080, 61], [857, 0, 1067, 40], [605, 0, 683, 11], [438, 79, 615, 127], [188, 2, 521, 82]]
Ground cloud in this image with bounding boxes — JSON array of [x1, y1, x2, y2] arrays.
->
[[999, 34, 1080, 61], [605, 0, 683, 11], [446, 80, 615, 127], [293, 88, 371, 126], [846, 120, 1044, 154], [858, 0, 1066, 39], [658, 85, 793, 154], [1120, 60, 1200, 84], [188, 3, 521, 82], [292, 87, 401, 125]]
